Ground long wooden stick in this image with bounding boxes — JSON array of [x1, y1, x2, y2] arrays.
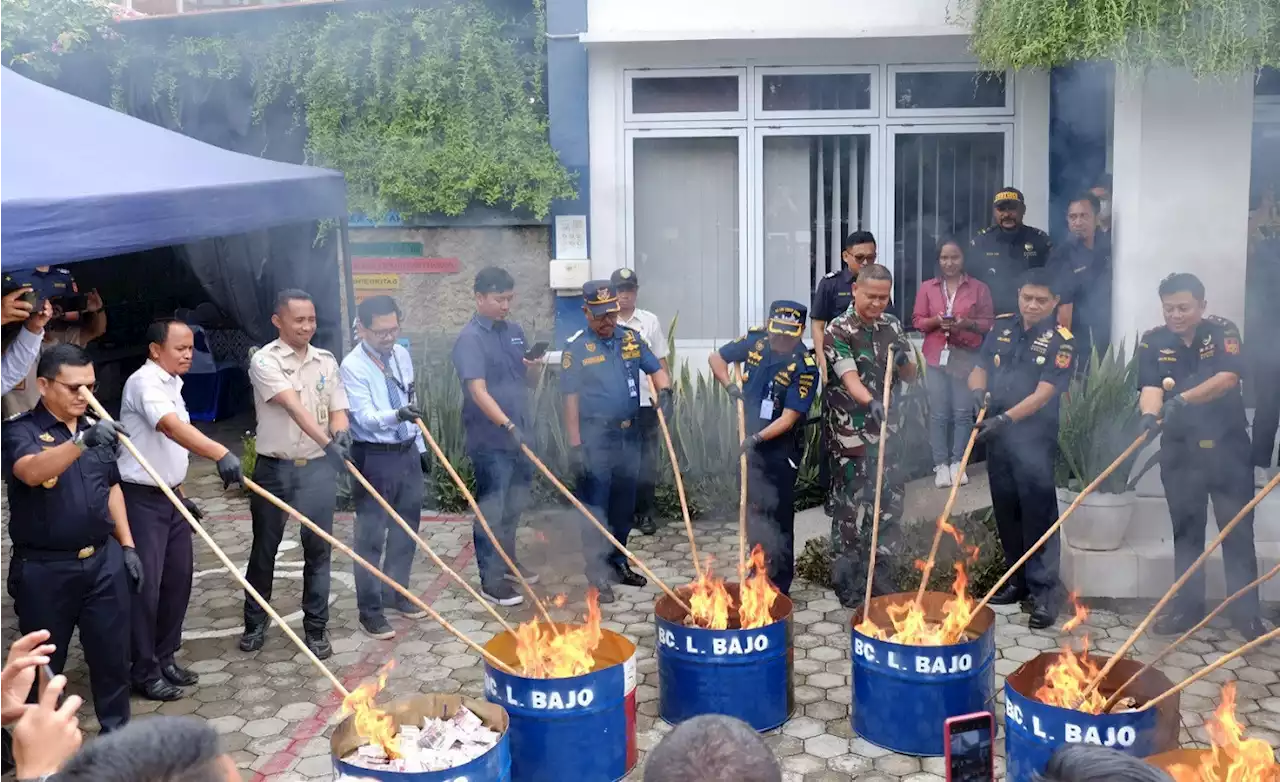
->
[[1078, 469, 1280, 706], [914, 404, 987, 604], [79, 390, 350, 696], [1142, 626, 1280, 712], [862, 346, 898, 619], [965, 431, 1150, 631], [736, 363, 748, 578], [1103, 559, 1280, 712], [519, 444, 693, 615], [342, 460, 516, 636], [413, 419, 557, 632], [647, 376, 701, 580], [244, 476, 517, 675]]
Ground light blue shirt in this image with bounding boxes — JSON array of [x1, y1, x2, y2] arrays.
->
[[339, 342, 425, 453]]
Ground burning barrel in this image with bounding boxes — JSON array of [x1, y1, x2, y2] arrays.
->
[[483, 623, 637, 782], [654, 582, 794, 731], [850, 591, 996, 756], [331, 693, 511, 780], [1003, 652, 1180, 782]]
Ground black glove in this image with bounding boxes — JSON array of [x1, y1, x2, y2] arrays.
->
[[82, 420, 128, 449], [568, 445, 584, 476], [657, 388, 675, 421], [323, 438, 351, 472], [1139, 413, 1162, 438], [396, 404, 423, 423], [724, 383, 743, 401], [975, 413, 1011, 440], [867, 399, 887, 429], [215, 452, 243, 488], [893, 345, 912, 367], [121, 546, 144, 594], [503, 422, 524, 448], [332, 429, 353, 452], [972, 389, 990, 419], [181, 497, 204, 521], [740, 432, 763, 455], [420, 451, 432, 474], [1160, 394, 1189, 426]]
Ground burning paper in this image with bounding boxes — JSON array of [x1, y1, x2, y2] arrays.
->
[[856, 561, 977, 646], [342, 704, 501, 773], [1166, 683, 1279, 782], [685, 545, 781, 630], [514, 588, 604, 678], [1034, 596, 1106, 715]]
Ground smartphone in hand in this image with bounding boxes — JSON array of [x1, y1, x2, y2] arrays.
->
[[944, 712, 994, 782], [524, 341, 550, 361]]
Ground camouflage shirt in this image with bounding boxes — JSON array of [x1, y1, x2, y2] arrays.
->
[[822, 309, 908, 449]]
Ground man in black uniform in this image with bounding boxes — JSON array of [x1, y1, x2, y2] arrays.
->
[[709, 301, 819, 595], [1050, 191, 1112, 367], [2, 344, 142, 733], [969, 188, 1052, 317], [1136, 273, 1266, 640], [968, 268, 1073, 629], [811, 231, 877, 386]]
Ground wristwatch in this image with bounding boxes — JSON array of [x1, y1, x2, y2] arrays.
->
[[71, 431, 87, 453]]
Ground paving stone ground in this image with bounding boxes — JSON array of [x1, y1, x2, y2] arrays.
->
[[3, 458, 1278, 781]]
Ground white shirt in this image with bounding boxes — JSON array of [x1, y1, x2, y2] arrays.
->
[[1, 327, 42, 396], [618, 308, 668, 407], [118, 360, 190, 487]]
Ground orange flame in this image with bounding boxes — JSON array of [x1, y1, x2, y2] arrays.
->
[[1168, 683, 1280, 782], [739, 544, 781, 630], [340, 661, 400, 759], [1034, 596, 1104, 714], [514, 588, 603, 678], [856, 559, 977, 646], [552, 593, 567, 608], [687, 556, 734, 630]]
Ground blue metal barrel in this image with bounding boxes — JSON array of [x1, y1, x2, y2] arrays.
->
[[850, 591, 996, 756], [1003, 653, 1180, 781], [330, 693, 511, 781], [654, 584, 794, 731], [483, 627, 637, 782]]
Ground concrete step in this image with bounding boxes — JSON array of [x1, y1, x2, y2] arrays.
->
[[1062, 540, 1280, 601]]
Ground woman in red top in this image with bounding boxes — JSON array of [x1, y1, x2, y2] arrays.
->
[[912, 238, 995, 488]]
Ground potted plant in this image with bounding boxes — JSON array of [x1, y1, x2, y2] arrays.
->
[[1055, 341, 1143, 551]]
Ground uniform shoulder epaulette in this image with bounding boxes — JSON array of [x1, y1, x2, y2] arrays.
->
[[314, 346, 336, 358], [566, 329, 584, 344], [822, 270, 839, 280], [1206, 314, 1237, 329], [881, 312, 902, 327], [5, 410, 31, 423], [747, 326, 765, 334], [1056, 325, 1073, 340], [803, 353, 817, 367], [1032, 227, 1050, 239], [995, 312, 1017, 319]]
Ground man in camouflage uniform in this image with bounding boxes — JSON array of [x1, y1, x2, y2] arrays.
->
[[823, 264, 916, 607]]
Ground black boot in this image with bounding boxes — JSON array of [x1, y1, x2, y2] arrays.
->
[[1153, 608, 1201, 636], [636, 515, 658, 535], [612, 562, 647, 588], [238, 624, 266, 652], [161, 663, 199, 687], [989, 583, 1029, 606]]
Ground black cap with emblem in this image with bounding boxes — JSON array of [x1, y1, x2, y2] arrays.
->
[[609, 268, 639, 290], [766, 300, 807, 338], [582, 280, 621, 316], [993, 187, 1026, 208]]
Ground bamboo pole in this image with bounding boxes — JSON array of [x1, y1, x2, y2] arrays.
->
[[342, 460, 516, 636], [964, 432, 1151, 631], [861, 346, 898, 621], [1078, 470, 1280, 707], [412, 419, 557, 632], [914, 404, 987, 605], [1142, 626, 1280, 712], [243, 476, 517, 675], [647, 376, 702, 580], [1103, 560, 1280, 712], [78, 390, 350, 696], [735, 363, 748, 578], [519, 444, 693, 615]]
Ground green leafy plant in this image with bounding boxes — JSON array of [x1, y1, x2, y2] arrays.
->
[[1, 0, 123, 75], [1055, 341, 1143, 495]]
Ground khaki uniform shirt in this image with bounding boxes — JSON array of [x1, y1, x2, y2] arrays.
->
[[249, 339, 349, 460]]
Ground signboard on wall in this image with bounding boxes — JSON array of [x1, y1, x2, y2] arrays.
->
[[554, 215, 588, 260], [350, 241, 461, 274]]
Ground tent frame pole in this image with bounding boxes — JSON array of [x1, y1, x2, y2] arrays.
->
[[338, 218, 356, 355]]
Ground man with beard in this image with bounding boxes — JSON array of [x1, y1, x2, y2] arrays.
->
[[968, 267, 1073, 629], [970, 187, 1052, 317], [1136, 273, 1265, 640], [823, 265, 915, 607], [710, 301, 818, 595]]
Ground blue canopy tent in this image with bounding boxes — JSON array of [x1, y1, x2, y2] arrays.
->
[[0, 67, 348, 269]]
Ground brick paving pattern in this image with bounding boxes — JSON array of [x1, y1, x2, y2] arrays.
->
[[3, 461, 1278, 781]]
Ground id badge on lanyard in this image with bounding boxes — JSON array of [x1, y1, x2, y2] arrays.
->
[[759, 381, 775, 420]]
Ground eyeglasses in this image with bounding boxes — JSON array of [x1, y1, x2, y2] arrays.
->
[[845, 250, 878, 263], [52, 380, 98, 395], [368, 326, 401, 340]]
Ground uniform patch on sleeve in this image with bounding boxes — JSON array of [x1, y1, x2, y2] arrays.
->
[[561, 352, 573, 370], [1055, 350, 1072, 369], [1225, 337, 1240, 354]]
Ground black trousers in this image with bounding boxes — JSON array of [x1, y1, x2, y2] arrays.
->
[[746, 445, 797, 595], [634, 407, 660, 519], [7, 538, 131, 732], [351, 443, 424, 622], [243, 457, 336, 634], [1161, 432, 1261, 620], [576, 422, 640, 582], [1252, 354, 1280, 468], [986, 426, 1061, 604], [122, 483, 193, 686]]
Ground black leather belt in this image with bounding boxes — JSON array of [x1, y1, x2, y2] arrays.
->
[[16, 538, 109, 562], [259, 455, 321, 467], [584, 418, 636, 430], [121, 481, 182, 494], [353, 440, 417, 452]]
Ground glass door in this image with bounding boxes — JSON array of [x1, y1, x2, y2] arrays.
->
[[752, 127, 879, 330], [885, 125, 1012, 320]]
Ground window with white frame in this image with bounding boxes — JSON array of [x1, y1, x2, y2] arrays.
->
[[625, 68, 747, 122], [756, 66, 877, 119], [888, 65, 1013, 116]]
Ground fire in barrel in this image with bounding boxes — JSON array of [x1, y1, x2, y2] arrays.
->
[[483, 588, 638, 782], [331, 664, 512, 780], [654, 544, 794, 731], [1004, 599, 1180, 781], [850, 549, 996, 756], [1147, 682, 1279, 782]]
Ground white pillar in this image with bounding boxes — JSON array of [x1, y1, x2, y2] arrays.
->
[[1111, 67, 1254, 343]]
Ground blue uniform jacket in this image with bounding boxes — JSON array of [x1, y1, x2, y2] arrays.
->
[[560, 326, 661, 422], [718, 329, 819, 438]]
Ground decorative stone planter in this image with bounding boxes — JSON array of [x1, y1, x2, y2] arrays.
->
[[1057, 488, 1135, 552]]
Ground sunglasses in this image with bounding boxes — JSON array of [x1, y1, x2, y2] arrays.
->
[[52, 380, 99, 395]]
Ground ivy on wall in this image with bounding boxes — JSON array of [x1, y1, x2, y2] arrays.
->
[[1, 0, 128, 74], [21, 0, 575, 220], [968, 0, 1280, 77]]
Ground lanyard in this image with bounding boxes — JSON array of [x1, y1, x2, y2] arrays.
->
[[361, 343, 411, 398], [942, 278, 960, 317]]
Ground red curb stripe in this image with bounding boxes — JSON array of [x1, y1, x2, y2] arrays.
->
[[251, 542, 476, 780]]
